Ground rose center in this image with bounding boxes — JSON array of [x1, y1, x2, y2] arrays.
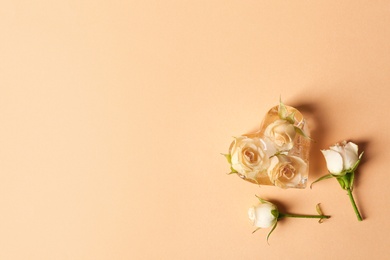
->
[[281, 164, 295, 179], [244, 149, 257, 163], [271, 132, 287, 146]]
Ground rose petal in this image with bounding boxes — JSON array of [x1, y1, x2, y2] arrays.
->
[[343, 142, 359, 169], [321, 149, 343, 174], [248, 207, 256, 224], [345, 142, 359, 156], [329, 144, 343, 154]]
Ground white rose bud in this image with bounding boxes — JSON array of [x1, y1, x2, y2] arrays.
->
[[248, 201, 278, 228], [321, 141, 359, 175], [230, 136, 270, 180], [264, 119, 296, 151]]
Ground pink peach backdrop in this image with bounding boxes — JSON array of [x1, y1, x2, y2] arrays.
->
[[1, 1, 389, 259]]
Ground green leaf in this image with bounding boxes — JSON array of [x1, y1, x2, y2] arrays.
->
[[316, 203, 323, 215], [310, 174, 334, 189], [315, 203, 326, 223], [267, 222, 278, 245], [294, 126, 314, 141]]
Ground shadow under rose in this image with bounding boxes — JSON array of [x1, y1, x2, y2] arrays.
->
[[265, 198, 290, 216]]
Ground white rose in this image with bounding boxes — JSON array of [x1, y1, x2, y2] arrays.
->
[[267, 154, 307, 189], [321, 141, 359, 175], [264, 119, 296, 151], [230, 136, 270, 180], [248, 201, 278, 228]]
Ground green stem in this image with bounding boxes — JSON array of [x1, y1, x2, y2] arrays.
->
[[347, 187, 363, 221], [278, 213, 330, 220]]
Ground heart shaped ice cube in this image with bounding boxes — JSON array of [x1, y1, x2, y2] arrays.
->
[[228, 104, 310, 189]]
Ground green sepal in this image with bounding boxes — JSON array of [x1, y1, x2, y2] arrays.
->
[[229, 165, 238, 174], [269, 150, 289, 159], [336, 177, 345, 189], [221, 153, 232, 164], [285, 111, 296, 124], [255, 195, 269, 204], [310, 173, 334, 189], [267, 222, 278, 245], [350, 151, 364, 172], [337, 171, 354, 190], [336, 174, 349, 190], [252, 227, 261, 234], [294, 126, 313, 141], [278, 98, 289, 119], [271, 209, 279, 219], [349, 171, 355, 191], [359, 151, 364, 160], [221, 153, 238, 174], [226, 168, 238, 175]]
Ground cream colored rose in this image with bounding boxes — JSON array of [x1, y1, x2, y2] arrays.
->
[[264, 119, 296, 151], [230, 136, 270, 180], [267, 154, 307, 189]]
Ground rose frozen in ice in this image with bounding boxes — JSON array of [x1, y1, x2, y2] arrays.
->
[[227, 136, 270, 181], [264, 119, 296, 151], [267, 154, 307, 189]]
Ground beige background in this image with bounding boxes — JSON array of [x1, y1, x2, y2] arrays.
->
[[1, 1, 390, 259]]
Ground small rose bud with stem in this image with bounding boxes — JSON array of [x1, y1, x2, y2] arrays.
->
[[248, 196, 330, 243]]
